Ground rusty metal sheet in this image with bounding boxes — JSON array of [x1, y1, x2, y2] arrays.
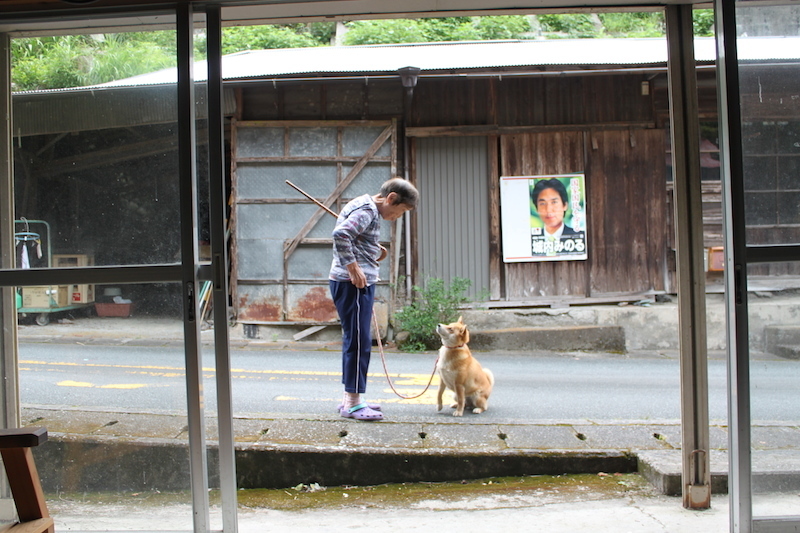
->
[[237, 285, 283, 323], [286, 284, 338, 322]]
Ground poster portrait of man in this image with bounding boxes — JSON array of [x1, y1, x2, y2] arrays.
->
[[500, 174, 588, 263]]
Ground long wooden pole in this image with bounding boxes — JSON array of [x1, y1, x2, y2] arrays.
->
[[285, 180, 338, 218]]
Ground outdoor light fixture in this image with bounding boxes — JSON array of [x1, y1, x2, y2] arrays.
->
[[398, 66, 421, 89]]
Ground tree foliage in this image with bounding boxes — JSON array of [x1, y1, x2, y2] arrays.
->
[[219, 24, 327, 54], [692, 10, 716, 37], [598, 12, 665, 37], [342, 19, 428, 45], [342, 16, 532, 45], [537, 14, 601, 38], [12, 33, 177, 91]]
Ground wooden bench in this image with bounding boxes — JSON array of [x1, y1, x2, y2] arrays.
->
[[0, 428, 53, 533]]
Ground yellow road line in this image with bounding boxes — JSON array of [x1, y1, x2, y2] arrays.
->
[[23, 360, 431, 381], [56, 380, 148, 389]]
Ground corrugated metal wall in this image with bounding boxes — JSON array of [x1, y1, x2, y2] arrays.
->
[[416, 136, 490, 299]]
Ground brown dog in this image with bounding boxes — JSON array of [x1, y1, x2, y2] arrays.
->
[[435, 317, 494, 416]]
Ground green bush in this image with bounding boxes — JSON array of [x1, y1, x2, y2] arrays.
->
[[394, 276, 472, 352]]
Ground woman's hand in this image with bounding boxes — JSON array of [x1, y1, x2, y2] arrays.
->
[[346, 262, 367, 289], [377, 244, 388, 262]]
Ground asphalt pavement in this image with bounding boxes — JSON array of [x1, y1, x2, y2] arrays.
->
[[14, 315, 800, 532]]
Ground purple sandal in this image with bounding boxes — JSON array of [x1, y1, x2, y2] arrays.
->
[[340, 402, 384, 421], [336, 402, 381, 413]]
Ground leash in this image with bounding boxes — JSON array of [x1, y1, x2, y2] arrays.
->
[[373, 312, 440, 400], [285, 179, 438, 399]]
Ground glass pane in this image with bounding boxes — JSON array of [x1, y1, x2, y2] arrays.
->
[[12, 31, 181, 266], [9, 17, 210, 531], [737, 2, 800, 246], [0, 290, 14, 524], [16, 282, 199, 530], [746, 262, 800, 517]]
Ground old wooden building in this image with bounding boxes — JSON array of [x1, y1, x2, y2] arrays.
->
[[223, 38, 713, 328]]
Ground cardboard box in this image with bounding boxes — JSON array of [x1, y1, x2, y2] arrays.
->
[[52, 255, 95, 303], [70, 284, 95, 304], [708, 246, 724, 272], [52, 254, 94, 267], [21, 286, 69, 309]]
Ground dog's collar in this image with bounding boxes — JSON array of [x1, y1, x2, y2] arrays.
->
[[448, 344, 466, 348]]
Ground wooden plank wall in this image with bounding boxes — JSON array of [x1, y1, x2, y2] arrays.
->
[[413, 74, 655, 127], [586, 129, 667, 296], [500, 132, 589, 299], [498, 129, 667, 300]]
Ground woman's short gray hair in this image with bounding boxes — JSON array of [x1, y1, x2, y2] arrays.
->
[[380, 177, 419, 209]]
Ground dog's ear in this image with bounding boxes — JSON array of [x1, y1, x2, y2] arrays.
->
[[457, 315, 463, 324], [464, 326, 470, 344]]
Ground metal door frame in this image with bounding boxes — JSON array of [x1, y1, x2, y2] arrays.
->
[[715, 0, 800, 531], [0, 5, 238, 532]]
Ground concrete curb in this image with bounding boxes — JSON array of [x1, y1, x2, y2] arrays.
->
[[470, 325, 625, 353], [34, 433, 637, 493], [26, 406, 800, 495]]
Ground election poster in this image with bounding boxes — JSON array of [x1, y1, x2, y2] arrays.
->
[[500, 174, 588, 263]]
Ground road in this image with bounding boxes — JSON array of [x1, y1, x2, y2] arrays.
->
[[18, 343, 800, 423]]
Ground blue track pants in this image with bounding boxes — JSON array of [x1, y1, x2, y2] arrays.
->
[[329, 280, 375, 394]]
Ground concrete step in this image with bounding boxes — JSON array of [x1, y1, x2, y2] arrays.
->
[[638, 449, 800, 496], [469, 325, 626, 353], [773, 344, 800, 360], [765, 325, 800, 359]]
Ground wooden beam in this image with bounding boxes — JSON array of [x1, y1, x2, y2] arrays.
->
[[33, 130, 208, 178], [406, 121, 656, 138], [292, 325, 326, 340], [238, 119, 392, 128], [237, 155, 392, 163]]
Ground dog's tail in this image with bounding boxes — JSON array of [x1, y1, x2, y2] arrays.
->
[[484, 368, 495, 386]]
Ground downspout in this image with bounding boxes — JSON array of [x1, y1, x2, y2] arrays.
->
[[398, 66, 420, 296]]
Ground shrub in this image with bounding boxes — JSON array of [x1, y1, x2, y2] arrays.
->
[[394, 276, 472, 352]]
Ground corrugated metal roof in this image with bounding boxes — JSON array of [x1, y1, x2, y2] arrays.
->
[[93, 36, 800, 88], [13, 85, 237, 137], [12, 36, 799, 136]]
